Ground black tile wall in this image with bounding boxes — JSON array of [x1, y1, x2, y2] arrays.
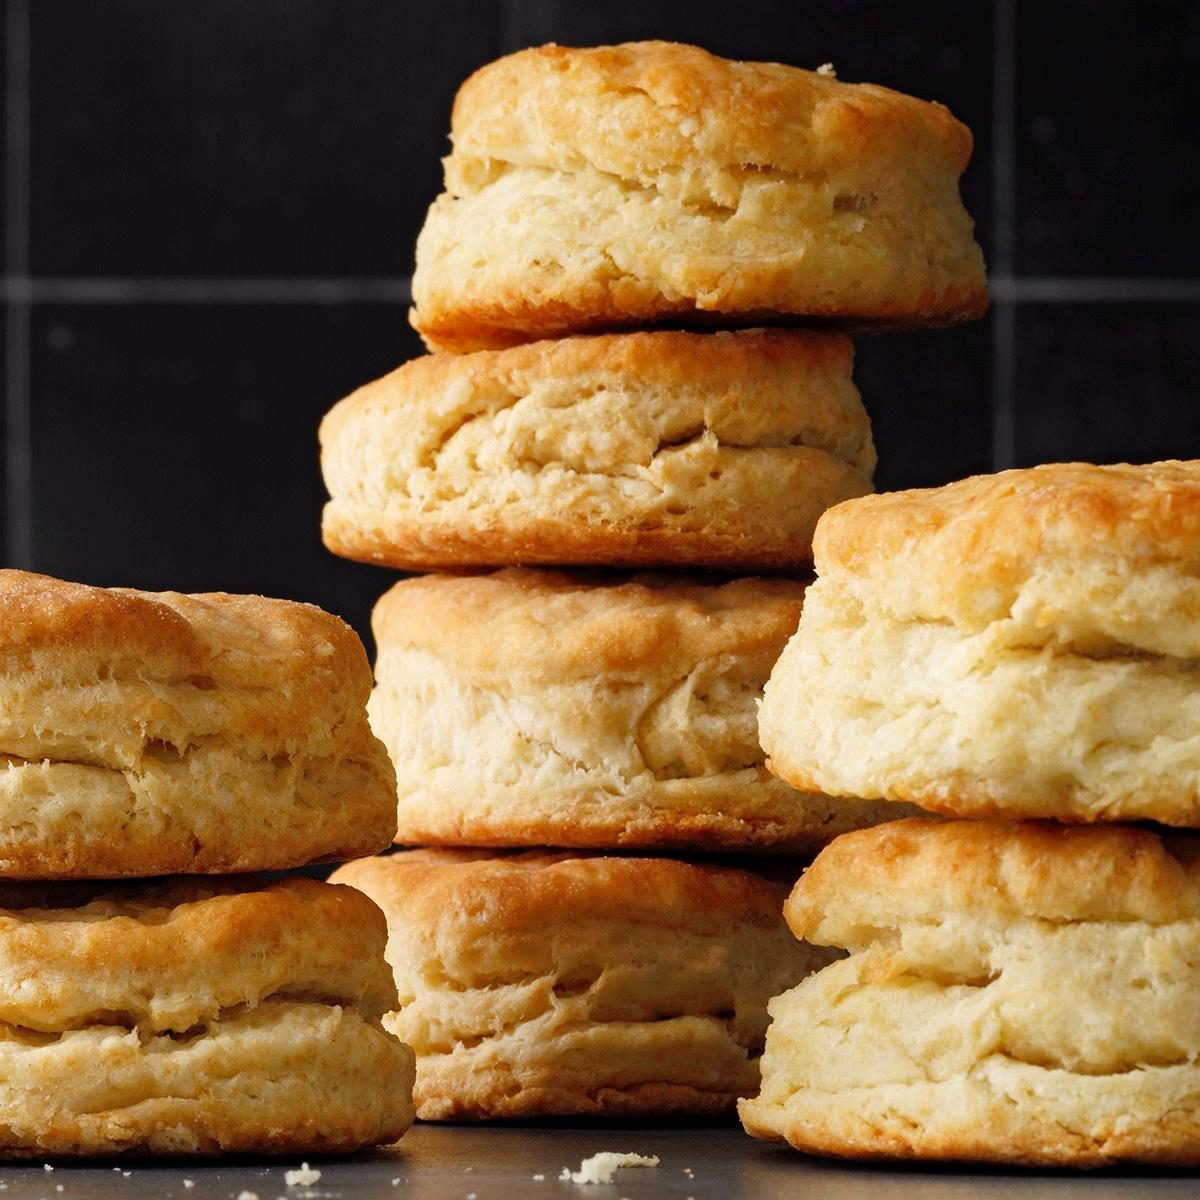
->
[[4, 1, 1199, 645], [31, 0, 500, 276], [857, 320, 994, 492], [29, 304, 420, 644], [1015, 1, 1200, 276], [1013, 303, 1200, 465]]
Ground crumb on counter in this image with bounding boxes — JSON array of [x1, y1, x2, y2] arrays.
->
[[560, 1152, 660, 1185], [284, 1163, 322, 1187]]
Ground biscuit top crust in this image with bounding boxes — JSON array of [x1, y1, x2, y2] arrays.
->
[[788, 819, 1200, 948], [372, 568, 807, 685], [335, 849, 792, 940], [813, 461, 1200, 634], [447, 41, 972, 195], [321, 328, 870, 471], [0, 569, 373, 713]]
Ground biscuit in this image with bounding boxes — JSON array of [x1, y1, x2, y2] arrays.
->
[[740, 818, 1200, 1166], [410, 41, 988, 352], [759, 461, 1200, 825], [0, 876, 415, 1156], [0, 570, 397, 877], [371, 569, 905, 851], [332, 850, 828, 1120], [321, 329, 875, 572]]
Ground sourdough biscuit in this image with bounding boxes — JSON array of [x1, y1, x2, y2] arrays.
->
[[760, 460, 1200, 825], [371, 569, 904, 851], [411, 41, 987, 352], [0, 876, 415, 1156], [321, 329, 875, 572], [0, 570, 396, 876], [740, 818, 1200, 1166], [333, 850, 828, 1120]]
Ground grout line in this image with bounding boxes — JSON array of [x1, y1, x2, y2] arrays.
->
[[1, 276, 413, 304], [989, 0, 1017, 471], [990, 276, 1200, 303], [4, 0, 32, 566], [0, 274, 1195, 307]]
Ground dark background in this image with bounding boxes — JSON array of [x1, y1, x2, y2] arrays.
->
[[2, 1, 1197, 646]]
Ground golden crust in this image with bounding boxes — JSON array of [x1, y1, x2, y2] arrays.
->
[[0, 570, 396, 876], [339, 848, 798, 938], [786, 819, 1200, 946], [813, 460, 1200, 642], [742, 818, 1200, 1166], [373, 568, 807, 684], [449, 41, 975, 182], [320, 329, 875, 572], [0, 876, 399, 1033], [0, 877, 415, 1157], [333, 850, 826, 1120], [370, 569, 906, 852], [411, 41, 987, 350]]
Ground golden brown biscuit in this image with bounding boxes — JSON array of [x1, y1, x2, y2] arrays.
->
[[370, 569, 905, 851], [0, 876, 415, 1156], [410, 41, 988, 352], [760, 460, 1200, 825], [0, 570, 396, 876], [320, 329, 875, 572], [333, 849, 828, 1120], [740, 818, 1200, 1166]]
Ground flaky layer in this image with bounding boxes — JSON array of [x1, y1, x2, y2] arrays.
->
[[411, 42, 986, 350], [371, 570, 902, 851], [0, 876, 397, 1033], [333, 851, 827, 1119], [760, 577, 1200, 824], [0, 1002, 415, 1158], [742, 916, 1200, 1164], [811, 461, 1200, 656], [0, 571, 396, 875], [0, 750, 394, 877], [321, 329, 874, 572]]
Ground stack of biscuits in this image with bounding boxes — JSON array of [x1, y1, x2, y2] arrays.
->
[[320, 41, 987, 1121], [0, 570, 416, 1157], [742, 461, 1200, 1166]]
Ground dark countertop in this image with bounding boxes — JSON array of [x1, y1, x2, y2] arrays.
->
[[0, 1125, 1194, 1200]]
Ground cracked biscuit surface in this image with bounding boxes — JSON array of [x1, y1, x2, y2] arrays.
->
[[0, 570, 396, 876], [410, 41, 987, 352], [0, 876, 415, 1156], [320, 328, 875, 572], [332, 849, 828, 1119], [740, 818, 1200, 1166], [760, 460, 1200, 824], [370, 568, 904, 852]]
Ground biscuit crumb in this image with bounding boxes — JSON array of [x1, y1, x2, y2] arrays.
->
[[284, 1164, 322, 1187], [43, 1165, 53, 1172], [817, 62, 837, 76], [533, 1174, 545, 1180], [561, 1153, 660, 1184], [237, 1193, 260, 1200]]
